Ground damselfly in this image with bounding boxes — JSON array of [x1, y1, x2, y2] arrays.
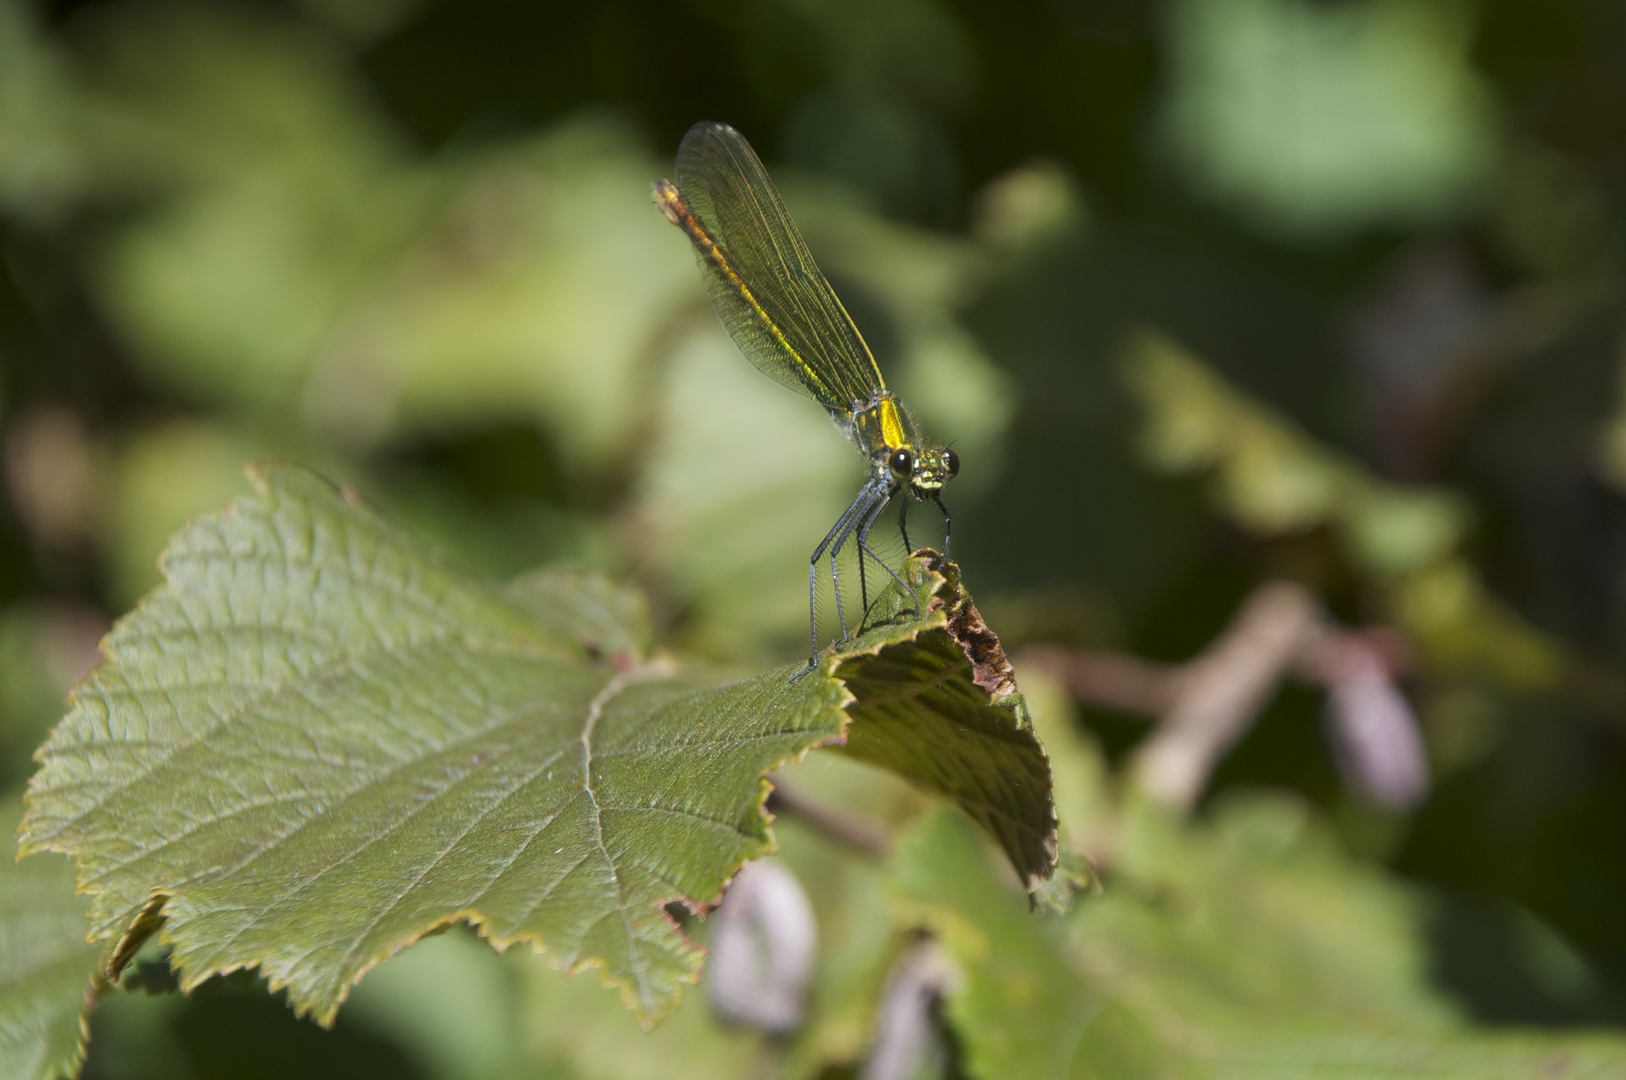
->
[[654, 121, 958, 674]]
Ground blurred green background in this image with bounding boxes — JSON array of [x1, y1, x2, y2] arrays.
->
[[5, 0, 1626, 1075]]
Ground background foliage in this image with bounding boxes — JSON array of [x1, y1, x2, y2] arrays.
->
[[4, 0, 1626, 1076]]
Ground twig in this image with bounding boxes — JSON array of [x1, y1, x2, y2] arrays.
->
[[1019, 581, 1419, 814], [1018, 645, 1178, 715], [1127, 583, 1323, 811], [765, 779, 892, 857]]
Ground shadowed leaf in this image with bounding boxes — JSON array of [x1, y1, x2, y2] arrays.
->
[[891, 801, 1626, 1079], [0, 798, 101, 1080], [835, 553, 1057, 889]]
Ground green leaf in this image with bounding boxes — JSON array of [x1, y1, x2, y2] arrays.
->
[[834, 555, 1058, 889], [889, 811, 1103, 1079], [1157, 0, 1496, 237], [17, 460, 1054, 1040], [1123, 332, 1559, 687], [19, 462, 851, 1028], [1187, 1030, 1626, 1079], [513, 935, 766, 1080], [890, 799, 1626, 1079], [0, 797, 102, 1080]]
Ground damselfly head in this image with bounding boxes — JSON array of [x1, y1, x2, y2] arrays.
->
[[891, 445, 958, 493]]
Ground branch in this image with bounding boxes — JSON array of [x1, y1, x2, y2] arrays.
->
[[1019, 582, 1423, 814], [765, 779, 892, 857]]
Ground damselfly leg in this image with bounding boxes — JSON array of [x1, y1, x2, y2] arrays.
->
[[798, 480, 883, 676], [857, 489, 917, 620], [794, 479, 933, 680]]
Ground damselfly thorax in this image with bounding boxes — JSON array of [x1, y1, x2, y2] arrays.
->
[[844, 391, 958, 497]]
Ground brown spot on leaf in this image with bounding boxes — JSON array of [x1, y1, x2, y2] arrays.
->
[[921, 551, 1019, 701]]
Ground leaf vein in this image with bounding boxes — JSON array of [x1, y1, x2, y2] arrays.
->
[[44, 639, 559, 841], [579, 668, 652, 1017]]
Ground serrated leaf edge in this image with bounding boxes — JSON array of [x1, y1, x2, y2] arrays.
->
[[61, 650, 856, 1033], [13, 463, 859, 1033], [830, 552, 1060, 889]]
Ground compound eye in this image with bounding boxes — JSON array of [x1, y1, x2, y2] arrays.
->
[[889, 448, 914, 477], [944, 449, 960, 478]]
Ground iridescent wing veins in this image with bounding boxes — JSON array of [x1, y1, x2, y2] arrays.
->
[[671, 122, 885, 412]]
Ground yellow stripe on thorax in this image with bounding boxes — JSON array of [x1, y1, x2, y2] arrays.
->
[[877, 396, 906, 449]]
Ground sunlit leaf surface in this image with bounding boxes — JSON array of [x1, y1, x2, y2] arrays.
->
[[18, 462, 1053, 1037], [18, 463, 851, 1027]]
